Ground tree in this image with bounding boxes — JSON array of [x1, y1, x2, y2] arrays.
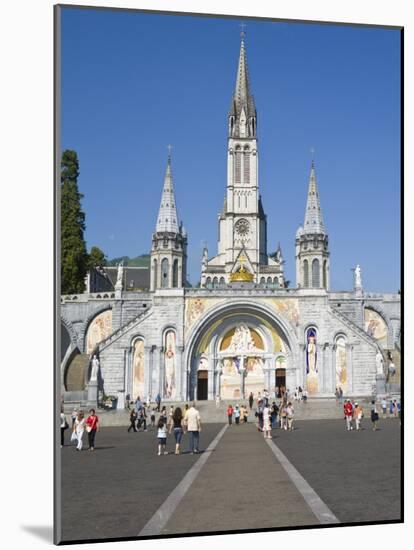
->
[[88, 246, 107, 268], [61, 150, 88, 294]]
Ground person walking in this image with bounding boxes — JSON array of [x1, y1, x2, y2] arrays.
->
[[393, 400, 399, 419], [128, 409, 138, 432], [215, 394, 221, 408], [60, 410, 68, 447], [137, 406, 147, 431], [270, 402, 279, 429], [263, 389, 269, 407], [73, 410, 86, 451], [370, 400, 379, 430], [263, 404, 272, 439], [71, 408, 78, 429], [85, 409, 99, 451], [169, 407, 184, 455], [256, 400, 264, 431], [335, 387, 340, 405], [248, 392, 254, 410], [279, 400, 287, 430], [286, 402, 294, 431], [298, 386, 303, 400], [344, 399, 354, 431], [157, 417, 168, 455], [354, 402, 364, 431], [184, 402, 202, 454], [338, 387, 343, 405], [150, 410, 156, 429], [135, 396, 143, 414], [160, 406, 168, 424], [234, 405, 241, 425], [155, 393, 161, 412], [227, 404, 234, 426], [381, 398, 387, 418]]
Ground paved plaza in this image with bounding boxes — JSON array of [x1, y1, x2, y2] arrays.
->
[[60, 418, 401, 543]]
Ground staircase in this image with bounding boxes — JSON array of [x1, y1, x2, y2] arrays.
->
[[97, 307, 153, 353], [385, 345, 401, 393]]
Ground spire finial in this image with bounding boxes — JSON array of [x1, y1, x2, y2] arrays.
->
[[310, 147, 315, 167], [239, 22, 246, 40], [167, 144, 173, 163]]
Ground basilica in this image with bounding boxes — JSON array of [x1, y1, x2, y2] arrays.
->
[[60, 36, 400, 405]]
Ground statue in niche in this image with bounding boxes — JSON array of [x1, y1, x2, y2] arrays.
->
[[306, 329, 318, 374], [375, 350, 384, 375], [90, 355, 100, 382]]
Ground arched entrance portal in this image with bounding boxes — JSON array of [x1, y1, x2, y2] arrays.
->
[[185, 301, 299, 401]]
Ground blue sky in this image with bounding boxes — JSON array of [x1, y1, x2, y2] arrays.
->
[[61, 8, 401, 292]]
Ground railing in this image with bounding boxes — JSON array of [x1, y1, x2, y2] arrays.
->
[[97, 306, 153, 352], [61, 292, 116, 303], [329, 307, 378, 348]]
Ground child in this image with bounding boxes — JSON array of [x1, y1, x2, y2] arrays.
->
[[157, 418, 168, 456], [234, 405, 241, 425]]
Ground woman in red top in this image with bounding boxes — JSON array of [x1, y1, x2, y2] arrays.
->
[[86, 409, 99, 451], [226, 405, 234, 426]]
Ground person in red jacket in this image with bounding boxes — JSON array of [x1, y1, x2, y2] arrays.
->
[[85, 409, 99, 450], [226, 405, 234, 426], [343, 399, 354, 431]]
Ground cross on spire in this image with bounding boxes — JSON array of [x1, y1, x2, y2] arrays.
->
[[239, 22, 246, 39], [167, 144, 173, 161], [310, 147, 315, 166]]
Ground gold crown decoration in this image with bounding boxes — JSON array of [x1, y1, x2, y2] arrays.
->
[[229, 265, 254, 282]]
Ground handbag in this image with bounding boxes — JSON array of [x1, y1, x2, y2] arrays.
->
[[70, 431, 78, 442], [86, 426, 92, 433]]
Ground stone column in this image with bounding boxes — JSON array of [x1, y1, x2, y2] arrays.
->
[[239, 355, 244, 399], [144, 345, 152, 400], [175, 345, 183, 400], [347, 344, 354, 394]]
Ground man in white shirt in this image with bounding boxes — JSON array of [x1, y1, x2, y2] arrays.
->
[[184, 402, 202, 454]]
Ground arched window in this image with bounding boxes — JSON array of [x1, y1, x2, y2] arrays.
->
[[219, 277, 225, 285], [273, 277, 279, 288], [172, 259, 179, 287], [260, 277, 265, 284], [235, 146, 241, 183], [161, 258, 169, 288], [213, 277, 218, 287], [323, 260, 327, 289], [153, 259, 158, 289], [312, 259, 320, 288], [206, 277, 212, 288], [243, 146, 250, 184], [267, 277, 272, 284], [303, 260, 309, 288]]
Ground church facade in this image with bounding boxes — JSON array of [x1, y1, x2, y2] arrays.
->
[[60, 37, 400, 404]]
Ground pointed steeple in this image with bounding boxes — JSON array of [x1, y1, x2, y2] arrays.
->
[[229, 33, 256, 137], [156, 154, 179, 233], [303, 160, 326, 235]]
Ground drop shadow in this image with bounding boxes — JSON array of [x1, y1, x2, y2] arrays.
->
[[21, 525, 53, 543]]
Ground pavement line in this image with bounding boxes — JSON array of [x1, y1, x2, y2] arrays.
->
[[266, 438, 340, 525], [139, 424, 228, 537]]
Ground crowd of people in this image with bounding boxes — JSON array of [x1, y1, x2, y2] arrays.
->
[[342, 397, 401, 431], [225, 389, 296, 438], [61, 386, 401, 452]]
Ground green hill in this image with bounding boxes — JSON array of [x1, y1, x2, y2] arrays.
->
[[107, 254, 150, 267]]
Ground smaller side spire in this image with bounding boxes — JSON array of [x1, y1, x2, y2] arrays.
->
[[303, 160, 326, 235], [156, 152, 179, 234]]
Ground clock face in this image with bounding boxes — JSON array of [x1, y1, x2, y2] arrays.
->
[[235, 218, 250, 237]]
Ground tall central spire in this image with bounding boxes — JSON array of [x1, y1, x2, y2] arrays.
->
[[156, 154, 179, 233], [229, 33, 257, 138], [304, 160, 326, 235]]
